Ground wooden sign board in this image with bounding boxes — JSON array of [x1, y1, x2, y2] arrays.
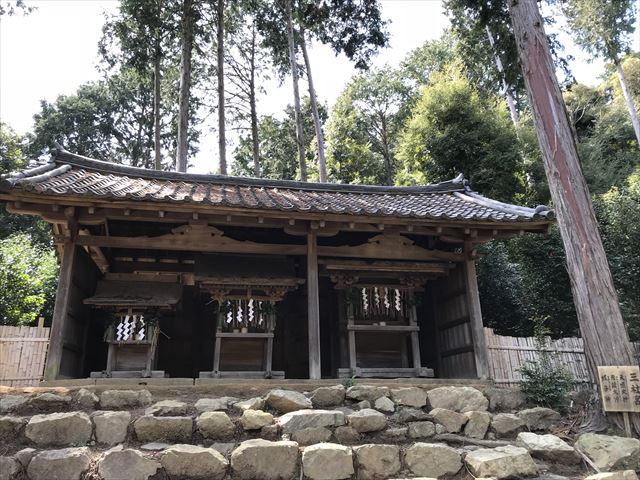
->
[[597, 366, 640, 413]]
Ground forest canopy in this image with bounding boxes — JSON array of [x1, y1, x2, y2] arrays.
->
[[2, 0, 640, 341]]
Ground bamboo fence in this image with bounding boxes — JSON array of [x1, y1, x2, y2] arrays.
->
[[0, 324, 50, 387], [484, 327, 640, 386]]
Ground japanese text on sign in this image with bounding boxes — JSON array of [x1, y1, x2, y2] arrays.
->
[[598, 366, 640, 413]]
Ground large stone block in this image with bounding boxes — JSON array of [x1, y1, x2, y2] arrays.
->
[[25, 412, 92, 446], [430, 407, 468, 433], [404, 443, 462, 478], [29, 392, 71, 410], [465, 445, 538, 479], [0, 395, 29, 414], [408, 421, 436, 439], [134, 415, 193, 443], [197, 411, 235, 439], [518, 407, 561, 431], [390, 387, 427, 408], [484, 387, 525, 412], [374, 396, 395, 413], [394, 406, 430, 423], [576, 433, 640, 472], [195, 397, 238, 413], [517, 432, 580, 464], [426, 386, 488, 413], [93, 410, 131, 445], [99, 389, 152, 409], [347, 408, 387, 433], [0, 416, 24, 438], [291, 427, 332, 445], [346, 385, 390, 403], [146, 399, 188, 416], [231, 439, 299, 480], [27, 447, 91, 480], [464, 411, 492, 439], [98, 448, 160, 480], [73, 388, 98, 409], [302, 442, 354, 480], [235, 397, 265, 411], [491, 413, 525, 438], [241, 409, 273, 430], [265, 389, 312, 413], [353, 444, 400, 480], [0, 456, 19, 480], [278, 409, 345, 433], [311, 385, 346, 407], [160, 444, 228, 480]]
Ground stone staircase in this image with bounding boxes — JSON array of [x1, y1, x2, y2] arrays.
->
[[0, 383, 635, 480]]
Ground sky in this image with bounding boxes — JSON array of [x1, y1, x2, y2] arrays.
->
[[0, 0, 630, 173]]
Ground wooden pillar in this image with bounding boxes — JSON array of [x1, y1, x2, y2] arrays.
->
[[307, 231, 321, 379], [463, 244, 490, 379], [43, 239, 76, 381]]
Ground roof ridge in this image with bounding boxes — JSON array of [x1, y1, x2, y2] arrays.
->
[[46, 150, 468, 195]]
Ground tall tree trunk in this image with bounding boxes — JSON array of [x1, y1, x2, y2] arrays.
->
[[217, 0, 227, 174], [176, 0, 194, 173], [509, 0, 639, 432], [153, 46, 162, 171], [284, 0, 307, 181], [485, 25, 519, 125], [379, 112, 393, 185], [249, 25, 260, 176], [614, 56, 640, 146], [300, 29, 326, 182]]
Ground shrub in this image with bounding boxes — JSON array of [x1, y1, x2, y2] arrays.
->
[[517, 317, 575, 412]]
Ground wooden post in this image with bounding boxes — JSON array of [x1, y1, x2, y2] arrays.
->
[[409, 304, 422, 374], [509, 0, 638, 431], [307, 231, 321, 379], [43, 239, 76, 381], [463, 244, 490, 379]]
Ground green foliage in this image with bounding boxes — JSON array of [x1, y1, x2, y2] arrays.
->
[[0, 234, 58, 326], [517, 317, 575, 412], [232, 97, 325, 180], [563, 0, 636, 61], [596, 170, 640, 340], [325, 68, 410, 185], [396, 67, 523, 201]]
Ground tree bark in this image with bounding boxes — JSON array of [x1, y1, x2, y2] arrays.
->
[[300, 29, 326, 182], [176, 0, 194, 173], [485, 25, 519, 125], [615, 57, 640, 146], [153, 47, 162, 170], [285, 0, 307, 181], [249, 28, 260, 176], [509, 0, 638, 432], [217, 0, 227, 174]]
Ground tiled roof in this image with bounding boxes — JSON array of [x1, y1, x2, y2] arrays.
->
[[0, 150, 554, 223]]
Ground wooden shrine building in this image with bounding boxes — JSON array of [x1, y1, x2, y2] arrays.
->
[[0, 150, 554, 381]]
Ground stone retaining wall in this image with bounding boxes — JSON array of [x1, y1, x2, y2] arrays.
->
[[0, 384, 632, 480]]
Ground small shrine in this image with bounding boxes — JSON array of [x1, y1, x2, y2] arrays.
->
[[0, 150, 554, 381]]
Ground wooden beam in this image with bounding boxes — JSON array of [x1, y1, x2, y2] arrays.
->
[[307, 231, 321, 380], [463, 242, 490, 379], [63, 232, 467, 262], [43, 238, 77, 381]]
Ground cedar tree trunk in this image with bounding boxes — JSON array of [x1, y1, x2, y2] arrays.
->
[[485, 25, 519, 125], [176, 0, 194, 172], [217, 0, 227, 174], [509, 0, 638, 431], [300, 29, 327, 182], [285, 0, 307, 181], [615, 57, 640, 147]]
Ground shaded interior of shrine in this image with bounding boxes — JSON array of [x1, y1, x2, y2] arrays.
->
[[73, 221, 478, 380]]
